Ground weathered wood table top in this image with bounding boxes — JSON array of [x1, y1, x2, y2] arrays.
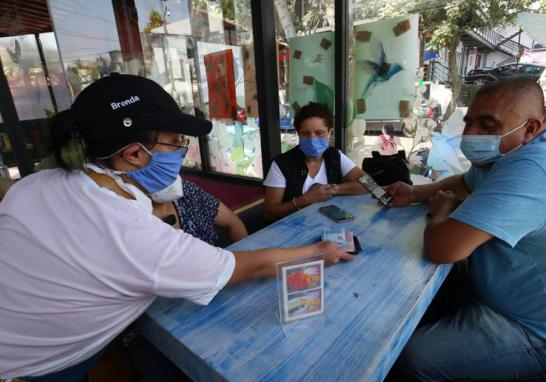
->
[[139, 194, 451, 382]]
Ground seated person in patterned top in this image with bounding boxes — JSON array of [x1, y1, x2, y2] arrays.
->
[[263, 102, 366, 222], [153, 177, 248, 246]]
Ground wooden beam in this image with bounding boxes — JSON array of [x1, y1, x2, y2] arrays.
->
[[14, 0, 49, 15]]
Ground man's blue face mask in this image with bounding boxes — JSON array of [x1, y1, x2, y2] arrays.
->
[[126, 145, 186, 194], [459, 120, 527, 165], [298, 137, 330, 158]]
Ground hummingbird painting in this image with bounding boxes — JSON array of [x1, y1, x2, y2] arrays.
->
[[357, 42, 403, 98]]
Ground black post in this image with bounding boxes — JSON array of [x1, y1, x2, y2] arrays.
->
[[186, 0, 212, 173], [197, 133, 211, 172], [35, 33, 58, 115], [516, 27, 522, 70], [251, 0, 281, 176], [334, 0, 348, 150], [0, 57, 34, 177]]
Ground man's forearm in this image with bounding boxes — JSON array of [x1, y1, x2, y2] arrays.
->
[[427, 204, 452, 228], [413, 174, 469, 203], [424, 205, 457, 264], [424, 209, 491, 264]]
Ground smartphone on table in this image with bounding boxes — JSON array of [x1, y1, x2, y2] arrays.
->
[[349, 235, 362, 255], [318, 205, 355, 223], [358, 174, 392, 206]]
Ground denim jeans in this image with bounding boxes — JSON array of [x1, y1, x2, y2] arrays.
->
[[397, 297, 546, 381]]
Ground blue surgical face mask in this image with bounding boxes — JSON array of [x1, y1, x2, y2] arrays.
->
[[126, 145, 185, 194], [460, 120, 527, 165], [298, 137, 330, 157]]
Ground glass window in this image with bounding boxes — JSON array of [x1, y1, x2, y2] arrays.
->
[[48, 0, 199, 170], [49, 0, 132, 94], [0, 0, 71, 178], [349, 3, 542, 182], [0, 34, 65, 120], [275, 1, 335, 153], [348, 2, 449, 182], [521, 64, 543, 75], [135, 0, 263, 178], [348, 3, 422, 170]]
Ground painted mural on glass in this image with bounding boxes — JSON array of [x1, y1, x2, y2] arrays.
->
[[353, 14, 419, 120]]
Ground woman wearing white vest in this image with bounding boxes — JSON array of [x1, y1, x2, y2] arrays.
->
[[0, 75, 353, 381]]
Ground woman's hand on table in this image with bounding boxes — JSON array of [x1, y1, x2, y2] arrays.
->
[[229, 240, 355, 284], [316, 241, 355, 265], [302, 184, 333, 204], [383, 181, 415, 207]]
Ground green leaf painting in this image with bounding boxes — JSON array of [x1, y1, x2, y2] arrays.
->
[[314, 78, 334, 114]]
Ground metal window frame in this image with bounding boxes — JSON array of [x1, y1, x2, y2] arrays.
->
[[0, 56, 34, 177], [334, 0, 348, 151], [250, 0, 347, 170], [3, 0, 350, 180], [251, 0, 281, 176]]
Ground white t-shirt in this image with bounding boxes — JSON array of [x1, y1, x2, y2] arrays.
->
[[0, 169, 235, 378], [263, 150, 357, 194]]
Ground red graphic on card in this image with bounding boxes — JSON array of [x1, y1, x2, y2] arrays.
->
[[287, 270, 308, 290], [286, 266, 321, 292]]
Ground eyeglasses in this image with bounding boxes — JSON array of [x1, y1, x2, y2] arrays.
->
[[151, 135, 190, 151]]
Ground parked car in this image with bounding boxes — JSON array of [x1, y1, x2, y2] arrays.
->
[[464, 68, 495, 85], [464, 63, 545, 85]]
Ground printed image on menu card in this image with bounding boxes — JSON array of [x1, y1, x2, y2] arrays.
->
[[282, 260, 324, 322]]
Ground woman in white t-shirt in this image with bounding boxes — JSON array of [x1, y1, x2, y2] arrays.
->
[[263, 102, 367, 221], [0, 76, 354, 381]]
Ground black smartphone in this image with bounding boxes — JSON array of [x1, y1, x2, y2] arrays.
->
[[358, 173, 393, 206], [348, 235, 362, 255], [318, 205, 355, 223]]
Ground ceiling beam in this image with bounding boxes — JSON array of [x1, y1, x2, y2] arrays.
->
[[0, 0, 52, 36]]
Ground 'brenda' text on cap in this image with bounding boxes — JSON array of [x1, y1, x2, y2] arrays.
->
[[111, 96, 140, 110]]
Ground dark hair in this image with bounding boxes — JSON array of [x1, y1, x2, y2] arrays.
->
[[49, 109, 155, 170], [49, 110, 82, 170], [294, 102, 333, 131], [476, 77, 545, 117]]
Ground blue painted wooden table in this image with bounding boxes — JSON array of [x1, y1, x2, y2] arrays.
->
[[138, 195, 452, 382]]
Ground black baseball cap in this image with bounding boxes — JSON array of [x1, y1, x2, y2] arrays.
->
[[71, 74, 212, 148]]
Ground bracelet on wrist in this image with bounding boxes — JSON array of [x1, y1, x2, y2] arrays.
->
[[292, 197, 300, 210]]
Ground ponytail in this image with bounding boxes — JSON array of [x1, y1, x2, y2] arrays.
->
[[49, 109, 86, 170]]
